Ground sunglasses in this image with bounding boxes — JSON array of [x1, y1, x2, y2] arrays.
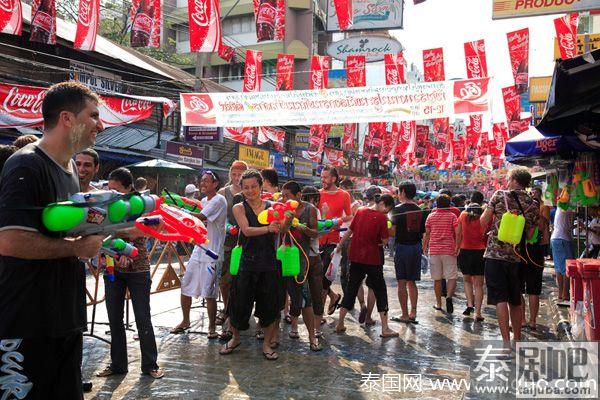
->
[[203, 170, 219, 181]]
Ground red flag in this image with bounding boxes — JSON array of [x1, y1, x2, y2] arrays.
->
[[384, 53, 406, 85], [464, 39, 488, 79], [332, 0, 352, 31], [276, 54, 294, 91], [149, 0, 161, 47], [254, 0, 285, 42], [74, 0, 100, 51], [452, 135, 467, 165], [223, 127, 253, 145], [310, 55, 329, 90], [346, 55, 366, 88], [257, 126, 285, 151], [130, 0, 159, 48], [491, 123, 508, 158], [1, 0, 23, 35], [507, 28, 529, 94], [502, 86, 529, 137], [218, 42, 236, 63], [324, 148, 345, 167], [395, 121, 416, 157], [415, 125, 429, 161], [30, 0, 56, 44], [342, 123, 356, 151], [453, 78, 491, 114], [303, 124, 330, 162], [243, 50, 262, 92], [433, 118, 450, 145], [364, 122, 386, 160], [423, 48, 445, 82], [188, 0, 221, 52], [554, 13, 579, 59]]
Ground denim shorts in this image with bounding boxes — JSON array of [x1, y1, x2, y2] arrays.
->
[[551, 239, 573, 275], [394, 243, 422, 281]]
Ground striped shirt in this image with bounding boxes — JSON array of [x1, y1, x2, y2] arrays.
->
[[425, 209, 458, 255]]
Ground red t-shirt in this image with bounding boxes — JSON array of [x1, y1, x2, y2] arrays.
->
[[425, 209, 458, 255], [318, 188, 352, 245], [458, 211, 487, 250], [348, 208, 389, 266]]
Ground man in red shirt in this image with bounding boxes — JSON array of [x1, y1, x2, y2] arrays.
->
[[334, 195, 398, 338], [424, 195, 459, 313], [318, 167, 353, 315]]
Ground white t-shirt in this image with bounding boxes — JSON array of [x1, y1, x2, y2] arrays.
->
[[551, 207, 573, 241], [589, 218, 600, 246], [196, 193, 227, 262]]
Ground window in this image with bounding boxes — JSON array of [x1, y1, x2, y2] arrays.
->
[[177, 29, 189, 43], [222, 15, 256, 35]]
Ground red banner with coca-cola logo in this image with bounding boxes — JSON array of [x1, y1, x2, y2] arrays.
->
[[341, 122, 355, 151], [243, 50, 262, 92], [502, 85, 529, 137], [423, 48, 445, 82], [332, 0, 352, 31], [384, 53, 406, 85], [346, 55, 366, 88], [0, 0, 22, 35], [453, 78, 490, 114], [554, 13, 579, 60], [507, 28, 529, 94], [452, 135, 466, 165], [188, 0, 221, 52], [323, 148, 345, 167], [218, 42, 235, 63], [130, 0, 160, 48], [302, 124, 330, 162], [30, 0, 56, 44], [395, 121, 416, 157], [0, 83, 174, 129], [276, 53, 294, 91], [363, 122, 385, 160], [491, 122, 508, 158], [253, 0, 285, 42], [74, 0, 99, 51], [415, 125, 429, 161], [223, 127, 253, 145], [433, 118, 450, 146], [464, 39, 488, 79], [257, 126, 285, 151], [435, 141, 452, 170], [310, 55, 329, 90]]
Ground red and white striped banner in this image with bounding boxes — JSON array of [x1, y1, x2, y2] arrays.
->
[[188, 0, 221, 52], [257, 126, 285, 151], [223, 127, 253, 145], [384, 53, 406, 85], [276, 53, 294, 91], [30, 0, 56, 44], [554, 13, 579, 59], [74, 0, 99, 51], [0, 0, 23, 35], [423, 48, 445, 82]]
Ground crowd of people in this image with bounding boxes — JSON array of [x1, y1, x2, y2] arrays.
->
[[0, 82, 597, 399]]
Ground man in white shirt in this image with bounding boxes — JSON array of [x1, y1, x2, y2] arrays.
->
[[171, 171, 227, 338]]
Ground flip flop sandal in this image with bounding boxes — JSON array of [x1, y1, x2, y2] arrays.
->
[[215, 315, 226, 326], [263, 351, 278, 361], [310, 342, 323, 352], [432, 305, 443, 311], [358, 307, 368, 324], [96, 366, 125, 377], [327, 294, 342, 315], [219, 341, 241, 355], [219, 331, 233, 341], [475, 316, 485, 322], [390, 316, 410, 323], [380, 331, 400, 338], [408, 317, 419, 325], [284, 315, 293, 324], [289, 331, 300, 339], [170, 326, 190, 334], [207, 331, 219, 340]]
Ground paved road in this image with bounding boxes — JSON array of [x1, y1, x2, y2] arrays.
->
[[82, 255, 557, 399]]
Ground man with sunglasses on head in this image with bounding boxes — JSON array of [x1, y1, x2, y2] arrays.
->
[[171, 170, 227, 339]]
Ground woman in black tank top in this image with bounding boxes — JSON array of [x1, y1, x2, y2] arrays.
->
[[220, 170, 283, 361]]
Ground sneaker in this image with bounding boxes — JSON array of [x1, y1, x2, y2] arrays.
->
[[462, 306, 474, 316], [446, 297, 454, 314]]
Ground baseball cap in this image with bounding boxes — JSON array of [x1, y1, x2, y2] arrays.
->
[[185, 184, 199, 194]]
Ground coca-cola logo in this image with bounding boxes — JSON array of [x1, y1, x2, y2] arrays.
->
[[466, 57, 482, 78], [508, 32, 528, 51], [191, 0, 210, 27], [311, 71, 323, 89], [560, 33, 576, 52], [424, 52, 443, 67], [257, 3, 276, 25], [0, 0, 15, 13], [386, 68, 399, 85], [120, 98, 152, 113], [279, 56, 293, 70], [1, 87, 46, 115], [471, 115, 482, 133], [189, 95, 212, 113], [33, 11, 53, 31], [78, 0, 93, 27], [133, 12, 153, 32], [458, 82, 482, 100], [244, 63, 257, 91]]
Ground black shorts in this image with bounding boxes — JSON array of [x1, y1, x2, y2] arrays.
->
[[520, 244, 544, 296], [285, 277, 312, 317], [320, 244, 336, 291], [228, 270, 282, 330], [484, 258, 522, 306], [0, 331, 83, 400], [458, 249, 485, 276]]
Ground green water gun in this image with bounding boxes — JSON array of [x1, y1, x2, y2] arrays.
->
[[544, 174, 558, 206], [161, 190, 203, 213], [42, 190, 158, 236]]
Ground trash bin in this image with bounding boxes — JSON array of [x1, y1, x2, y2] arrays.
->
[[580, 259, 600, 341], [568, 260, 584, 339]]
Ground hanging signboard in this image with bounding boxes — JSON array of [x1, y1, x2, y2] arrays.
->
[[295, 130, 310, 150], [553, 33, 600, 60], [492, 0, 600, 19], [326, 0, 404, 32], [184, 126, 222, 142], [238, 144, 270, 169], [69, 61, 123, 93], [327, 35, 403, 63], [294, 157, 316, 179], [180, 77, 491, 127], [165, 141, 204, 167]]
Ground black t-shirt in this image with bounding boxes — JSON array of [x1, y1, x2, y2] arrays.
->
[[0, 143, 85, 339], [392, 202, 426, 245]]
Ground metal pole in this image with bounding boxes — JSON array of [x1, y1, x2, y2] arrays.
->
[[155, 105, 164, 149], [194, 53, 206, 93]]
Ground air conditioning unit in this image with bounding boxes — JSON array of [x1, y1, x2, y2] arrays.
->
[[203, 145, 218, 162]]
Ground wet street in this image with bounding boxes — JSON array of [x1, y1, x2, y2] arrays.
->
[[82, 254, 558, 399]]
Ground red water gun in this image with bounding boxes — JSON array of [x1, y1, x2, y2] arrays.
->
[[257, 200, 299, 225], [226, 222, 239, 236], [135, 201, 218, 259]]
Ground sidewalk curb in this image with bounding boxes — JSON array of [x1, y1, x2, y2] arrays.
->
[[548, 291, 573, 341]]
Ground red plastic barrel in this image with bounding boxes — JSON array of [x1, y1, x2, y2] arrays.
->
[[580, 259, 600, 341]]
